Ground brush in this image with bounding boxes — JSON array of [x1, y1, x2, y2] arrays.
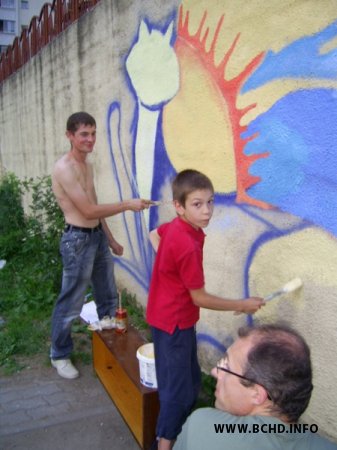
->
[[264, 277, 303, 302]]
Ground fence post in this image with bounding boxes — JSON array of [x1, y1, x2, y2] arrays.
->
[[55, 0, 63, 34], [13, 37, 21, 71], [21, 28, 30, 64], [71, 0, 80, 22], [41, 4, 50, 46], [6, 47, 13, 78], [0, 53, 4, 83], [30, 17, 38, 57]]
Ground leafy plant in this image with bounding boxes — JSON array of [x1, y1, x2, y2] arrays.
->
[[121, 288, 150, 338], [0, 172, 64, 373], [195, 372, 216, 408], [0, 172, 26, 260]]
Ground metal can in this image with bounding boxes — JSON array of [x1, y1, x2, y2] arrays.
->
[[115, 308, 128, 333]]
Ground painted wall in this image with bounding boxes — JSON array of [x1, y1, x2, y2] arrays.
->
[[0, 0, 336, 441]]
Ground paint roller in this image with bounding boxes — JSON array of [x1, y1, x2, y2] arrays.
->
[[264, 277, 303, 302], [234, 277, 303, 315]]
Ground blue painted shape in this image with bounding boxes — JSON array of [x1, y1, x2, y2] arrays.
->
[[243, 88, 337, 236], [197, 333, 227, 353], [242, 20, 337, 92], [106, 101, 154, 291]]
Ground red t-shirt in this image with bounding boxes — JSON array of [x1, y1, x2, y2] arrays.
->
[[146, 217, 205, 334]]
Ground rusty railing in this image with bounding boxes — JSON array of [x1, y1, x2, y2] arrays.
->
[[0, 0, 100, 83]]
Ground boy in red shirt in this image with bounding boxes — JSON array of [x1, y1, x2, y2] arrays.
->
[[146, 169, 264, 450]]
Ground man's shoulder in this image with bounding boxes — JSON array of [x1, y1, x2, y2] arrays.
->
[[188, 407, 235, 424], [177, 409, 337, 450], [174, 408, 252, 450], [53, 153, 70, 172], [309, 434, 337, 449], [53, 152, 90, 178]]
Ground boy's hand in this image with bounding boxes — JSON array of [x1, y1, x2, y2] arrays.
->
[[235, 297, 265, 315]]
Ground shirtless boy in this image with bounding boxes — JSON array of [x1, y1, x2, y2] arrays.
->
[[50, 111, 152, 379]]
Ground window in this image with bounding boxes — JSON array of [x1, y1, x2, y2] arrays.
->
[[0, 0, 15, 8], [0, 20, 15, 33], [21, 0, 29, 9], [0, 45, 9, 54]]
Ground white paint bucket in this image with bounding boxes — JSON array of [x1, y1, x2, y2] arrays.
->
[[136, 342, 157, 389]]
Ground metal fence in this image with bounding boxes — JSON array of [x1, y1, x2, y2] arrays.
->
[[0, 0, 100, 83]]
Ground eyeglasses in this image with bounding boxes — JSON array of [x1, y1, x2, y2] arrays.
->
[[216, 358, 272, 401]]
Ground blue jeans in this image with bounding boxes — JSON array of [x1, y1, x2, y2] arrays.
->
[[50, 227, 118, 359]]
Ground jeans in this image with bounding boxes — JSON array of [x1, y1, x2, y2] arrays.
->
[[50, 227, 118, 359]]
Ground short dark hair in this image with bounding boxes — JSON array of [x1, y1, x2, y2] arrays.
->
[[238, 323, 313, 422], [172, 169, 214, 207], [66, 112, 96, 133]]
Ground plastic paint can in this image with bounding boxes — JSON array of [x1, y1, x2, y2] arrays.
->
[[136, 343, 157, 388]]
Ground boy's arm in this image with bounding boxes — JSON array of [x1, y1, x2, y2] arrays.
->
[[190, 287, 264, 314], [149, 228, 160, 252]]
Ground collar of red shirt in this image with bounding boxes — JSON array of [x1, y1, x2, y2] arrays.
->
[[176, 216, 206, 239]]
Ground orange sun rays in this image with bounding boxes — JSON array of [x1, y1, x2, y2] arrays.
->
[[176, 5, 270, 208]]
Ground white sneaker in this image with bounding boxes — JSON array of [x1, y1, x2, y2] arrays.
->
[[51, 359, 79, 379], [99, 316, 116, 330]]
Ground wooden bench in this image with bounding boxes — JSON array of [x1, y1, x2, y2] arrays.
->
[[92, 325, 159, 450]]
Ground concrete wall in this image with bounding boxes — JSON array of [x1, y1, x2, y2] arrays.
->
[[0, 0, 337, 441]]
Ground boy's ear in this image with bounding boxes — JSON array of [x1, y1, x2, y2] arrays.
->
[[173, 200, 185, 216]]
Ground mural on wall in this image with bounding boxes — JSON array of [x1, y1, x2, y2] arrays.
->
[[106, 2, 337, 357]]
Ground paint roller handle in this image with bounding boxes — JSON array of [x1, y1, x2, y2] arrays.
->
[[264, 278, 303, 302], [264, 290, 283, 302], [149, 200, 174, 207]]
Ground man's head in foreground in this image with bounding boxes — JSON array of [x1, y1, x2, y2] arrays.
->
[[212, 323, 313, 423]]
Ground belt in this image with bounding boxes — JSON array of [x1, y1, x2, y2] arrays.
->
[[64, 223, 102, 233]]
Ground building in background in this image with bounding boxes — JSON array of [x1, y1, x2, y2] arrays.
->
[[0, 0, 46, 54]]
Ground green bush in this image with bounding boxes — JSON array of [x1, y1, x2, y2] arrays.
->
[[0, 172, 26, 260], [0, 172, 64, 373]]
